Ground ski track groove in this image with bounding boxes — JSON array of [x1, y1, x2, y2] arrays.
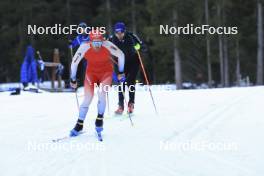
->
[[202, 150, 259, 176], [162, 89, 262, 176], [163, 90, 259, 142], [1, 87, 263, 176]]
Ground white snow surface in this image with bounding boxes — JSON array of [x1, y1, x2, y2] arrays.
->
[[0, 86, 264, 176]]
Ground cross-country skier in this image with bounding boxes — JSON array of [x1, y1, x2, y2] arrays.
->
[[69, 30, 125, 138], [69, 22, 90, 48], [109, 22, 143, 114]]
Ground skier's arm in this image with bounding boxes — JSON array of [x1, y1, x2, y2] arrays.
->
[[103, 41, 125, 73], [131, 33, 143, 45], [128, 32, 147, 52], [70, 36, 81, 48], [70, 43, 90, 81]]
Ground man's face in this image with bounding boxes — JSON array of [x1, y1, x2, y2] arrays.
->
[[91, 39, 103, 51], [115, 31, 125, 40]]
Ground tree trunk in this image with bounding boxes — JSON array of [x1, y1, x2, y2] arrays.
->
[[223, 36, 229, 86], [257, 0, 263, 85], [205, 0, 212, 87], [173, 9, 182, 89], [217, 3, 224, 87], [29, 2, 34, 46], [66, 0, 72, 82], [221, 0, 230, 87], [148, 48, 156, 83], [66, 0, 71, 29], [131, 0, 137, 34], [236, 38, 241, 86], [106, 0, 112, 34]]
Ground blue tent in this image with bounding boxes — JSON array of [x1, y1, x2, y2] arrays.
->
[[20, 46, 38, 85]]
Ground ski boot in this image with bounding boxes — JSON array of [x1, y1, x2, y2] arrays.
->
[[95, 114, 104, 141], [127, 102, 134, 114], [70, 119, 83, 137], [115, 105, 124, 115]]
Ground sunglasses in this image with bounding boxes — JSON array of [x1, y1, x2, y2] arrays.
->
[[91, 41, 103, 47]]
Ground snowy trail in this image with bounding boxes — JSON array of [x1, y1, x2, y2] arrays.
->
[[0, 86, 264, 176], [164, 88, 259, 141]]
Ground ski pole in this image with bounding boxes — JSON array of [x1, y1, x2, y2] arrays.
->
[[109, 57, 134, 126], [121, 88, 134, 126], [74, 88, 80, 110], [70, 47, 80, 111], [108, 56, 134, 125], [106, 92, 110, 116], [136, 50, 158, 115]]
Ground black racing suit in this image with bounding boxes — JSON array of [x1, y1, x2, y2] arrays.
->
[[110, 32, 143, 107]]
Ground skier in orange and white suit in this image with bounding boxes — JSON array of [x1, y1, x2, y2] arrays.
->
[[69, 31, 125, 137]]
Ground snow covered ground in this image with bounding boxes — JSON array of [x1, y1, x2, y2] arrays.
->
[[0, 85, 263, 176]]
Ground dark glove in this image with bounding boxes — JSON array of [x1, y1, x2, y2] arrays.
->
[[118, 73, 126, 82], [70, 79, 77, 89]]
